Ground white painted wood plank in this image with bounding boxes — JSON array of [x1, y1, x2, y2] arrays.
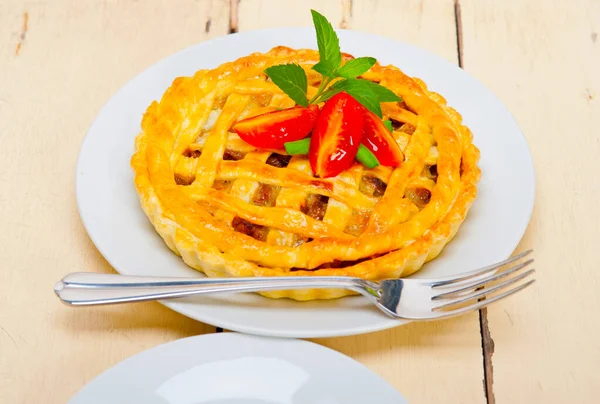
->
[[460, 0, 600, 402]]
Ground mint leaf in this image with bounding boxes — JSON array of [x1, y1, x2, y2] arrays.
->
[[316, 79, 401, 115], [383, 120, 393, 132], [325, 79, 382, 117], [264, 64, 309, 107], [311, 10, 342, 77], [360, 80, 402, 102], [337, 57, 376, 78], [312, 61, 337, 77], [346, 89, 381, 117]]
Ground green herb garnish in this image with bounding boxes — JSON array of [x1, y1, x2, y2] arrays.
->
[[383, 120, 393, 132], [264, 64, 309, 107], [337, 57, 376, 78], [285, 138, 311, 155], [356, 145, 380, 168], [264, 9, 402, 118], [310, 9, 342, 77]]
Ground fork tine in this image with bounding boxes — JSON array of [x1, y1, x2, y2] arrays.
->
[[432, 279, 536, 318], [431, 258, 534, 300], [432, 269, 535, 311], [431, 249, 533, 287]]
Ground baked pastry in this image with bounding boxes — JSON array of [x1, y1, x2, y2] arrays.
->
[[131, 43, 480, 300]]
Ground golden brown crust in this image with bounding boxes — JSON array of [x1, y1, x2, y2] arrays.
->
[[131, 46, 481, 300]]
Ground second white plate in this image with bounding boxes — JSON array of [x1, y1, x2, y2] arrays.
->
[[76, 28, 535, 338], [69, 333, 408, 404]]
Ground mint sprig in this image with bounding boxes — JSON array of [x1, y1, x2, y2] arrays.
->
[[264, 9, 402, 118]]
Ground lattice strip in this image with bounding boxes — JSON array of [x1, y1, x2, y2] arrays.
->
[[198, 161, 378, 210], [213, 150, 268, 227], [170, 83, 217, 168], [194, 93, 251, 188], [191, 188, 353, 239], [266, 157, 313, 247], [366, 116, 434, 233]]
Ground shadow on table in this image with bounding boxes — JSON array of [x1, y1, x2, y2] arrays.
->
[[54, 299, 216, 336]]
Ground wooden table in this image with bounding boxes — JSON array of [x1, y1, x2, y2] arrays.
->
[[1, 0, 598, 402]]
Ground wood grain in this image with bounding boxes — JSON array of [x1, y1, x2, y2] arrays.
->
[[351, 0, 460, 64], [459, 0, 600, 402], [314, 315, 485, 404], [0, 1, 229, 402], [237, 0, 343, 31]]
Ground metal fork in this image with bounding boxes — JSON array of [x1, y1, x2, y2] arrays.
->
[[54, 250, 535, 320]]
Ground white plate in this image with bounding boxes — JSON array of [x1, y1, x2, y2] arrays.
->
[[76, 28, 535, 338], [69, 333, 408, 404]]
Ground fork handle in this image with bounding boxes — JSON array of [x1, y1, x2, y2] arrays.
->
[[54, 272, 369, 306]]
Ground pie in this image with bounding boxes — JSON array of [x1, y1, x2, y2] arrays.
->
[[131, 46, 481, 300]]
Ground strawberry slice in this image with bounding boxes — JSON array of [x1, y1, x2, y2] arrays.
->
[[233, 105, 320, 149], [362, 109, 404, 167], [309, 92, 364, 178]]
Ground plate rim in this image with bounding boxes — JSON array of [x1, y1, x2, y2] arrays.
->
[[69, 332, 408, 403], [75, 27, 536, 338]]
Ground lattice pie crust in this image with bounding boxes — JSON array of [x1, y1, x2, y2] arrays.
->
[[131, 46, 481, 300]]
